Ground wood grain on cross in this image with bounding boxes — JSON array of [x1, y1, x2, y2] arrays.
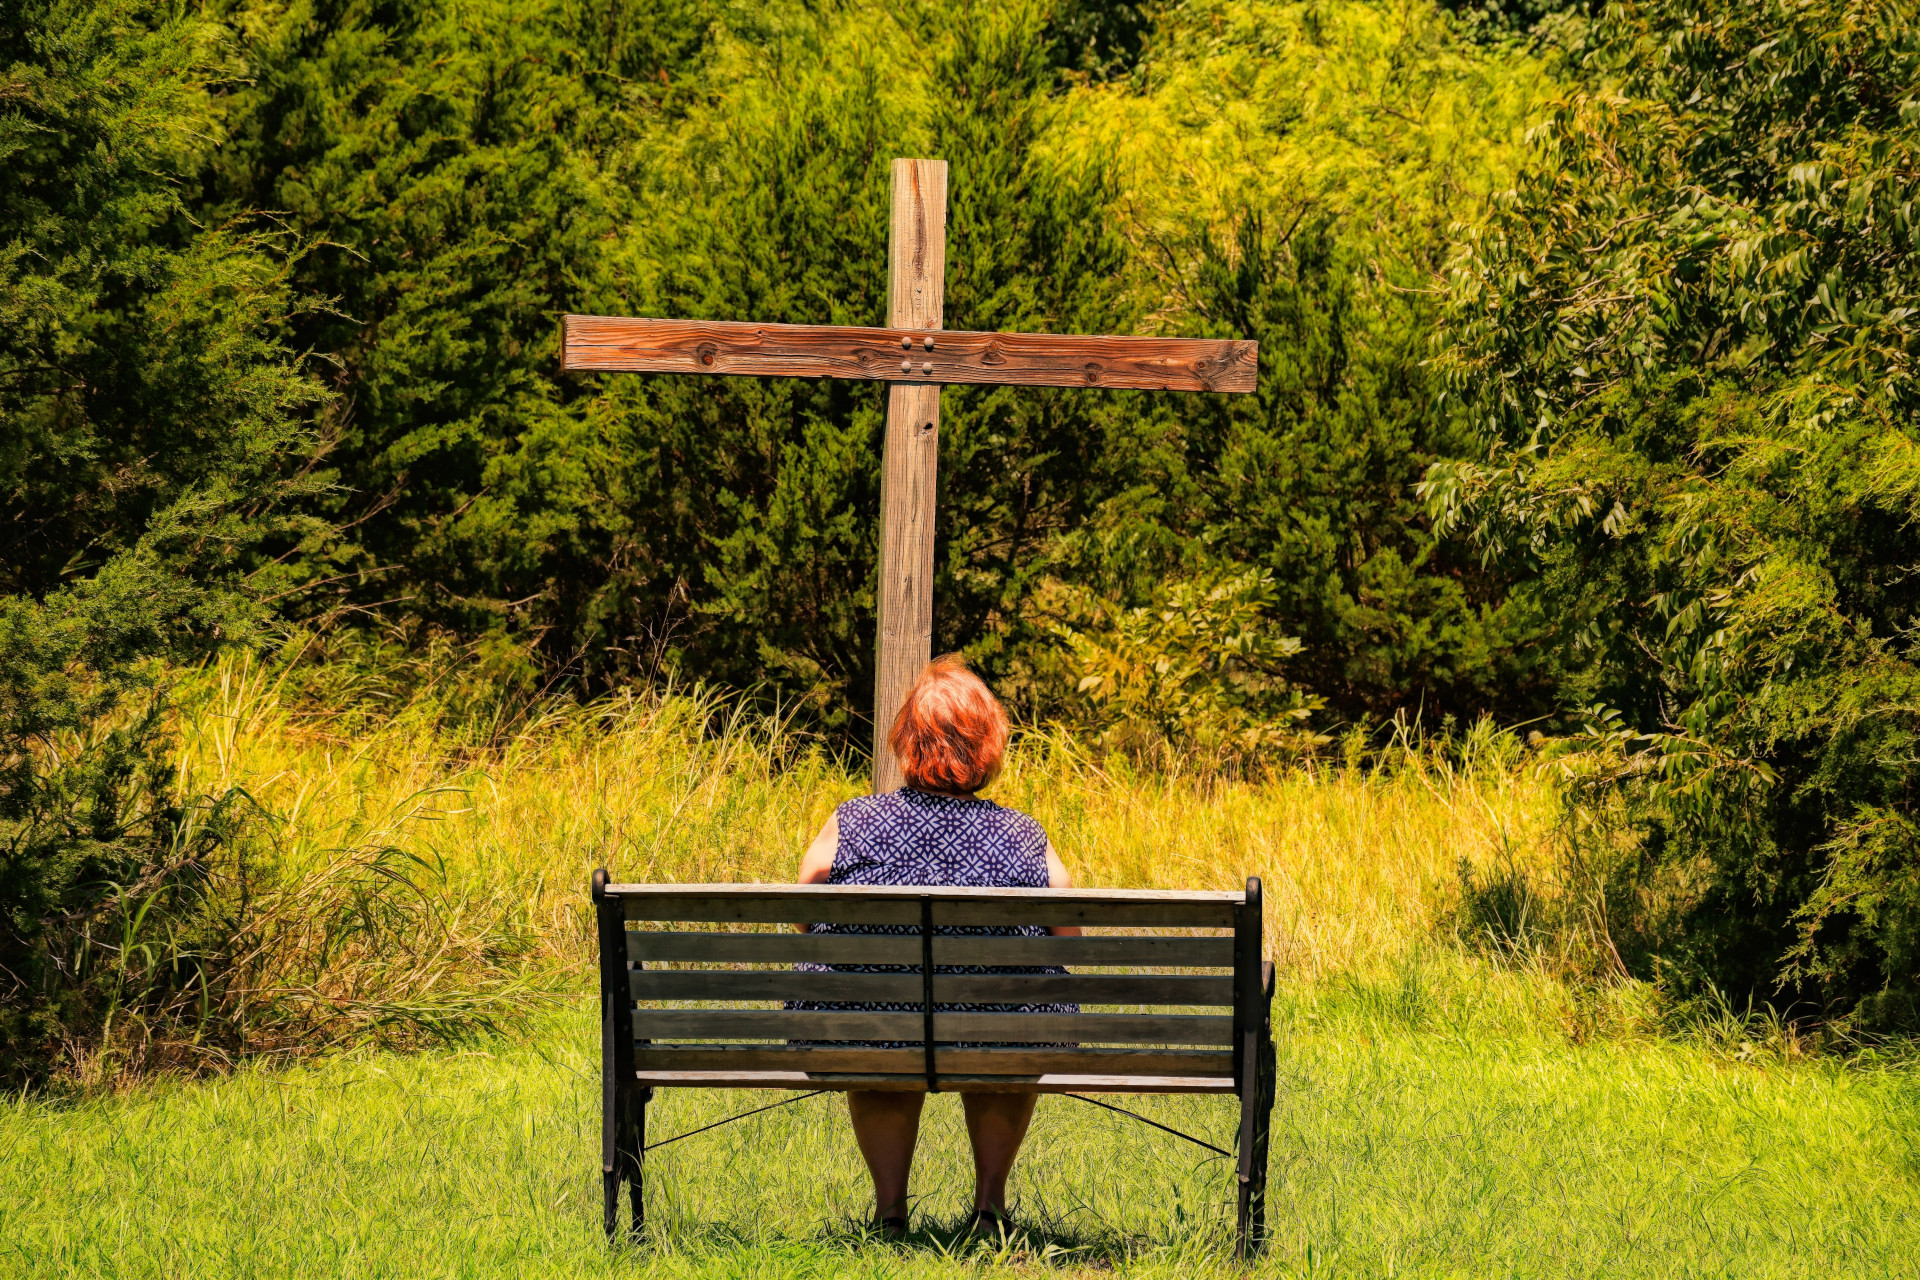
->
[[562, 158, 1259, 792]]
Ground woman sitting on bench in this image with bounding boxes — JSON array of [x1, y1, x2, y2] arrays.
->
[[790, 656, 1080, 1237]]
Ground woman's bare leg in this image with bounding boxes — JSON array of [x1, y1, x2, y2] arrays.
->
[[961, 1092, 1039, 1214], [847, 1090, 927, 1220]]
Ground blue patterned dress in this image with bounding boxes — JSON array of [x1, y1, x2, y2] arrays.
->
[[787, 788, 1077, 1044]]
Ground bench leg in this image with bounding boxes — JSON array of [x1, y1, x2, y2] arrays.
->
[[624, 1085, 651, 1238], [1235, 1032, 1255, 1257], [1235, 1029, 1278, 1258], [1248, 1032, 1276, 1250], [602, 993, 620, 1240], [602, 1080, 650, 1239]]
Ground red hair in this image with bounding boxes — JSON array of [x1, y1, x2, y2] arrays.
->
[[889, 656, 1009, 793]]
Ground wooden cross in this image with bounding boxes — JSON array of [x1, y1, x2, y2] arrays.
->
[[563, 158, 1258, 792]]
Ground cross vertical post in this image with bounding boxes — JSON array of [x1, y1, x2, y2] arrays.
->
[[872, 158, 948, 794]]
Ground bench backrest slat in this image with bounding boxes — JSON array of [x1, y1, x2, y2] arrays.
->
[[629, 970, 1235, 1005], [608, 883, 1242, 905], [642, 1008, 1234, 1045], [629, 1046, 1232, 1076], [627, 931, 1238, 968]]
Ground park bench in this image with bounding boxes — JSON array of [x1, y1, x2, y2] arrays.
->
[[592, 872, 1277, 1254]]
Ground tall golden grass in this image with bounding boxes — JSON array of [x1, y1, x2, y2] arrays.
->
[[176, 654, 1560, 988]]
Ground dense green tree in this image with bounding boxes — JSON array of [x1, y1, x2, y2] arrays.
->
[[1429, 0, 1920, 1024], [1436, 0, 1591, 41], [1156, 215, 1550, 722], [554, 49, 902, 704], [1050, 0, 1155, 79], [1, 0, 323, 1066], [195, 0, 708, 633], [195, 0, 1145, 730]]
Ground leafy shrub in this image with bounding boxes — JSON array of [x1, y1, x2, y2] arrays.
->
[[21, 763, 537, 1086], [1045, 567, 1327, 772], [1426, 0, 1920, 1026]]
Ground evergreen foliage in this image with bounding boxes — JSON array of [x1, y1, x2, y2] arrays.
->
[[1428, 0, 1920, 1024], [1, 0, 324, 1066], [1155, 216, 1551, 720], [1435, 0, 1591, 42], [195, 0, 707, 632]]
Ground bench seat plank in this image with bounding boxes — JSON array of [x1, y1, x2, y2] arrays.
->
[[637, 1009, 1234, 1044], [629, 1070, 1239, 1095], [627, 931, 1236, 968], [630, 1045, 1233, 1075]]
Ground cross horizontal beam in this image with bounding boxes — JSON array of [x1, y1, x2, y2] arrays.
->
[[562, 315, 1257, 394]]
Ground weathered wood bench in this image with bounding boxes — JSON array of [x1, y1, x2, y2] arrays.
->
[[592, 872, 1277, 1253]]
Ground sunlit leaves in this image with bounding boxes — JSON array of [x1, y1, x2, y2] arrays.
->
[[1045, 567, 1328, 772], [1427, 0, 1920, 1022]]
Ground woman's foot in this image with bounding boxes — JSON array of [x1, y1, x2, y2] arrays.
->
[[969, 1207, 1013, 1238]]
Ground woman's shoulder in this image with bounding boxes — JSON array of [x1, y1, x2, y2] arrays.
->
[[833, 791, 897, 831], [843, 789, 1045, 842], [835, 792, 885, 818], [976, 796, 1047, 843]]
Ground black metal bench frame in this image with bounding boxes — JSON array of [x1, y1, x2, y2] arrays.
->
[[592, 872, 1277, 1255]]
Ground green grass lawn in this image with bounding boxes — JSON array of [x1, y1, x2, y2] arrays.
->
[[4, 993, 1914, 1279]]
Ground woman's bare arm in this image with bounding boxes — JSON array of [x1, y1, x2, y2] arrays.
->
[[797, 812, 838, 884], [794, 811, 838, 931], [1044, 840, 1082, 937]]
